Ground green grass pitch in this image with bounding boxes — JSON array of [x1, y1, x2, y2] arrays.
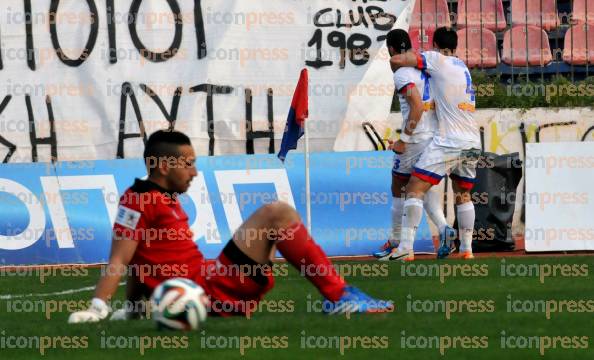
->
[[1, 256, 593, 359]]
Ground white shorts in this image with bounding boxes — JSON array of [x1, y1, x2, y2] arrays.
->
[[412, 140, 480, 190], [392, 138, 432, 180]]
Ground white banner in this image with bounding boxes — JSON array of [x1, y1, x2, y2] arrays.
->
[[525, 142, 594, 252], [0, 0, 412, 163]]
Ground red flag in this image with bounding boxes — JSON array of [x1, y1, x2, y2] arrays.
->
[[292, 69, 308, 126], [278, 69, 309, 162]]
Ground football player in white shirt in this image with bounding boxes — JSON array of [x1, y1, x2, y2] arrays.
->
[[373, 29, 453, 261], [389, 27, 481, 260]]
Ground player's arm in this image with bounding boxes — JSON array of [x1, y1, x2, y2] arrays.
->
[[94, 235, 138, 301], [392, 85, 424, 154], [68, 234, 138, 323], [390, 52, 420, 72], [402, 86, 424, 136]]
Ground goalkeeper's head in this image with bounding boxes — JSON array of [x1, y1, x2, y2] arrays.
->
[[143, 130, 197, 194]]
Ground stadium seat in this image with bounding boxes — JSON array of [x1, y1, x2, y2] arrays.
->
[[502, 25, 553, 66], [456, 0, 507, 32], [563, 23, 594, 65], [572, 0, 594, 24], [410, 0, 451, 30], [456, 28, 499, 68], [511, 0, 560, 31], [410, 28, 435, 51]]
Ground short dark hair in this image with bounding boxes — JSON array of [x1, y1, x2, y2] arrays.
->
[[386, 29, 412, 54], [433, 27, 458, 52], [143, 130, 192, 174]]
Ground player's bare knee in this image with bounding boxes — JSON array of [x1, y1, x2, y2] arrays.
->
[[391, 175, 407, 197], [259, 201, 299, 228], [406, 177, 429, 199], [452, 183, 472, 205], [453, 190, 472, 205], [391, 185, 402, 198]]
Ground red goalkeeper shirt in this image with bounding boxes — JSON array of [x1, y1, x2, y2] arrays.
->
[[112, 178, 206, 290]]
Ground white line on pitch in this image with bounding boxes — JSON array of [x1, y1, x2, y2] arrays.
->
[[0, 282, 125, 300]]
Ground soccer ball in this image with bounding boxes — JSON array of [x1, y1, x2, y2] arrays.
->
[[150, 278, 208, 330]]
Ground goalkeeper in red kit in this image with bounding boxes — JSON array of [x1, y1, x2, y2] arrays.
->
[[68, 130, 392, 322]]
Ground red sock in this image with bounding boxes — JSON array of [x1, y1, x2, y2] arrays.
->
[[276, 223, 345, 301]]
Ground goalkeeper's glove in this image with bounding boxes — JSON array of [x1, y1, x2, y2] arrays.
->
[[68, 298, 110, 324], [109, 308, 129, 321]]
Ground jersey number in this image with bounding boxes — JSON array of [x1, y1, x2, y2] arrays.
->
[[420, 71, 431, 101], [464, 70, 475, 101]]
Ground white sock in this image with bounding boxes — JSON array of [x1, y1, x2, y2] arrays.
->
[[457, 201, 475, 252], [423, 188, 448, 234], [391, 197, 404, 246], [400, 198, 424, 251]]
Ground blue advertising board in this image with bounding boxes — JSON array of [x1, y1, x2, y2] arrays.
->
[[0, 151, 433, 265]]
